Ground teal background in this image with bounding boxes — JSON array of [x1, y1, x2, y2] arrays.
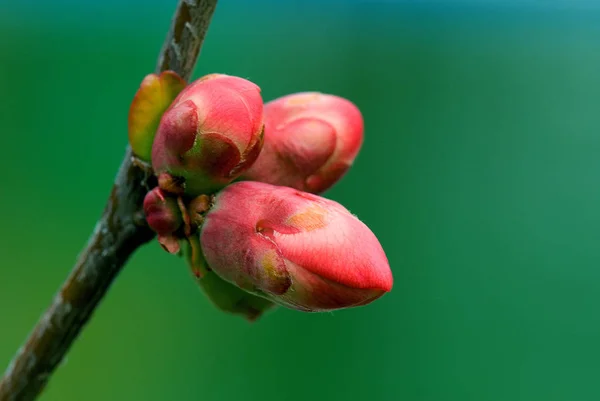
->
[[2, 1, 600, 400]]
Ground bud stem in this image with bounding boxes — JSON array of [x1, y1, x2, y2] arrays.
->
[[187, 234, 209, 279]]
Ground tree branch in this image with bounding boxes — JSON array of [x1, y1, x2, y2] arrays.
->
[[0, 1, 218, 400]]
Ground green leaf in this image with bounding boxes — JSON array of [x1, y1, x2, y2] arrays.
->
[[183, 239, 276, 321], [128, 71, 187, 162]]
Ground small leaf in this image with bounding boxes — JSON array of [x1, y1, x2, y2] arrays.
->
[[128, 71, 187, 162], [198, 271, 276, 322], [183, 240, 275, 321]]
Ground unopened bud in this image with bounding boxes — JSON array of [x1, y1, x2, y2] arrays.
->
[[199, 181, 393, 312], [243, 92, 363, 193], [152, 74, 264, 195]]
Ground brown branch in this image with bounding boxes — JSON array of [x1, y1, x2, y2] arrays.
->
[[0, 1, 218, 400]]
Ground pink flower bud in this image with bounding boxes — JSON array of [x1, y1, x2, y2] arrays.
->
[[199, 181, 392, 312], [243, 92, 363, 193], [143, 187, 182, 254], [152, 74, 264, 195], [143, 188, 181, 235]]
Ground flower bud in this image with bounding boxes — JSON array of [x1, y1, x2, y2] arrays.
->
[[243, 92, 363, 193], [199, 181, 392, 312], [152, 74, 264, 196], [143, 187, 182, 253]]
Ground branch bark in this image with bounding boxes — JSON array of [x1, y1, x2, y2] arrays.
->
[[0, 1, 218, 400]]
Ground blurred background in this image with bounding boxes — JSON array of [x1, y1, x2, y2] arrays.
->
[[2, 0, 600, 400]]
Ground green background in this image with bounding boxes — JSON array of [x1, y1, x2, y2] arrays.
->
[[2, 1, 600, 400]]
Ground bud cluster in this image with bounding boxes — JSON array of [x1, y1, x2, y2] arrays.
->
[[128, 71, 393, 320]]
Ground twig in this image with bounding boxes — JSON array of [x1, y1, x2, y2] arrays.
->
[[0, 1, 218, 400]]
